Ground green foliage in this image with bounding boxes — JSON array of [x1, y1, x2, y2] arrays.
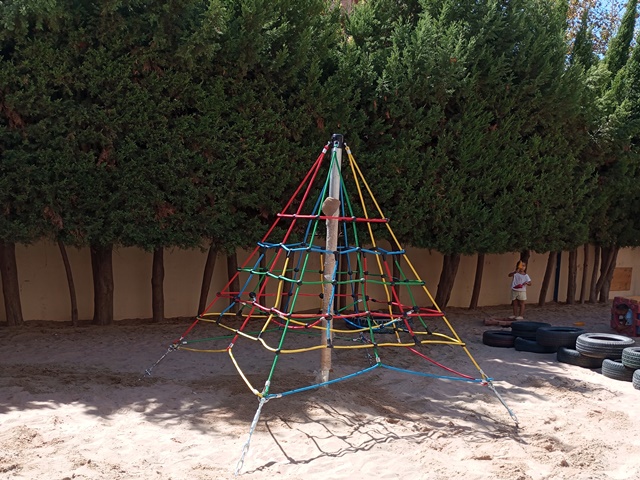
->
[[201, 0, 342, 249], [571, 8, 597, 70], [581, 0, 640, 250], [339, 0, 595, 255], [604, 0, 638, 77], [0, 0, 637, 262], [0, 1, 69, 243], [592, 26, 640, 248]]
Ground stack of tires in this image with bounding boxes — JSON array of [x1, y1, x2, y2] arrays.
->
[[483, 321, 586, 354], [522, 324, 586, 353], [570, 334, 639, 388], [483, 324, 640, 390], [622, 348, 640, 389]]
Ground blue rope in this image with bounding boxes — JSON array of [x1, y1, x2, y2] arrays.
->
[[261, 361, 490, 401], [379, 363, 491, 383], [263, 363, 380, 399]]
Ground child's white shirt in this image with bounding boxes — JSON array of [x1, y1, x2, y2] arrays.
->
[[511, 272, 531, 291]]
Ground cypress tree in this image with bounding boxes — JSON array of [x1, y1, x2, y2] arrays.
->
[[586, 0, 639, 300], [605, 0, 638, 78], [338, 0, 468, 249], [337, 0, 598, 307], [16, 1, 229, 324], [571, 8, 596, 70], [0, 2, 69, 325], [598, 30, 640, 249], [205, 1, 343, 244]]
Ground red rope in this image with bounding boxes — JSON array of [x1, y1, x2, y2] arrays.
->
[[407, 347, 475, 380]]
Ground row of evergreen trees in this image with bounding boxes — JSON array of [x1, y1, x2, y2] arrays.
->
[[1, 0, 639, 325]]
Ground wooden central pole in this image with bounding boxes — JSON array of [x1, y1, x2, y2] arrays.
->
[[319, 134, 343, 384]]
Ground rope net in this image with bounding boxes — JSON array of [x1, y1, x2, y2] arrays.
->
[[160, 138, 509, 404], [148, 137, 519, 473]]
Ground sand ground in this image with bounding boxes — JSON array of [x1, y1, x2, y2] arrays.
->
[[1, 301, 639, 480]]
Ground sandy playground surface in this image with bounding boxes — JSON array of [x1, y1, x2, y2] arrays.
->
[[1, 302, 639, 480]]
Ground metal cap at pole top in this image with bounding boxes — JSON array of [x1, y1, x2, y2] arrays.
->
[[329, 134, 343, 200]]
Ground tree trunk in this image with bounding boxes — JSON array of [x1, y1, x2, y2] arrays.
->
[[198, 242, 218, 315], [151, 247, 164, 323], [227, 251, 240, 313], [469, 253, 484, 310], [595, 246, 615, 301], [0, 241, 24, 326], [599, 246, 618, 303], [579, 244, 589, 304], [57, 239, 78, 326], [520, 249, 531, 265], [566, 248, 578, 305], [435, 253, 460, 308], [90, 244, 114, 325], [588, 246, 601, 303], [538, 251, 557, 307]]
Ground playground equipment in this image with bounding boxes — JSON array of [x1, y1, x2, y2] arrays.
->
[[144, 135, 517, 474]]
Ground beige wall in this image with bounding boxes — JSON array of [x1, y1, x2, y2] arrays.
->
[[1, 241, 639, 322]]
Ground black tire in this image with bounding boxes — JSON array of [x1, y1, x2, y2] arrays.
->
[[633, 369, 640, 390], [536, 326, 586, 349], [511, 321, 551, 340], [514, 337, 557, 353], [621, 347, 640, 369], [556, 347, 603, 368], [575, 333, 636, 359], [601, 359, 635, 382], [483, 330, 516, 348]]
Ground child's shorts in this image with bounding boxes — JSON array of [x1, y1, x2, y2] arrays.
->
[[511, 290, 527, 301]]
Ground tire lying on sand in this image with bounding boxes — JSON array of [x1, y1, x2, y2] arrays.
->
[[556, 347, 604, 368], [536, 326, 586, 349], [633, 369, 640, 390], [575, 333, 635, 359], [510, 321, 552, 340], [482, 330, 516, 348], [514, 336, 557, 353], [601, 358, 636, 382], [621, 346, 640, 369]]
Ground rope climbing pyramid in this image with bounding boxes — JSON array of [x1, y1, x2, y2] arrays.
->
[[145, 134, 517, 472]]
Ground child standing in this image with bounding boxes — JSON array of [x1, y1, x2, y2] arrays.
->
[[508, 261, 532, 320]]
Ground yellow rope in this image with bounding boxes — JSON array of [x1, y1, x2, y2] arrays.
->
[[155, 140, 516, 454], [228, 347, 263, 397], [184, 147, 490, 384], [192, 310, 465, 341], [272, 255, 290, 315], [180, 337, 464, 354], [346, 146, 486, 375]]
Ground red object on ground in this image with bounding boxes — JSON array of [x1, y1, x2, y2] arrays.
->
[[611, 296, 640, 337]]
